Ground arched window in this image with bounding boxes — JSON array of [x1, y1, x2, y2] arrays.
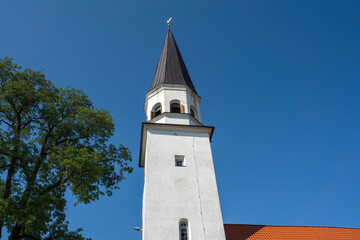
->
[[170, 102, 181, 113], [151, 103, 162, 119], [179, 220, 188, 240]]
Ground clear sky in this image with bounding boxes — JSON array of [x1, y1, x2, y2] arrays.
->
[[1, 0, 360, 239]]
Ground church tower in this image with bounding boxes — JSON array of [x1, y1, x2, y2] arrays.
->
[[139, 27, 226, 240]]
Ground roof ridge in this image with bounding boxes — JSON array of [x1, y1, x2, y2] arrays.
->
[[224, 223, 360, 230]]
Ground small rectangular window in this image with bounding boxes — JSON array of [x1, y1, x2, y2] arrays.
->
[[175, 155, 185, 167]]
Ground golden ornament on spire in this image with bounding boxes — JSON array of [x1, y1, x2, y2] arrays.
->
[[167, 17, 172, 27]]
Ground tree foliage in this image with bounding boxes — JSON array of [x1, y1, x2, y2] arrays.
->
[[0, 58, 133, 239]]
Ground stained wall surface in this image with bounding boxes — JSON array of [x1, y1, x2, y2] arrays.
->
[[142, 129, 225, 240]]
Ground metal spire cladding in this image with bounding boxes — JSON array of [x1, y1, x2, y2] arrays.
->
[[149, 28, 198, 94]]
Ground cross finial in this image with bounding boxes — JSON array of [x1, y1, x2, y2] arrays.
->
[[167, 17, 172, 28]]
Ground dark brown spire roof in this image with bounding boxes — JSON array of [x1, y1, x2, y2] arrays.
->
[[149, 28, 197, 94]]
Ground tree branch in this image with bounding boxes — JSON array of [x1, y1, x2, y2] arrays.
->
[[37, 173, 73, 198], [55, 135, 90, 146], [18, 234, 40, 240], [22, 117, 41, 128], [0, 119, 13, 127], [5, 96, 19, 119], [0, 164, 11, 169], [0, 150, 10, 157], [38, 176, 63, 196]]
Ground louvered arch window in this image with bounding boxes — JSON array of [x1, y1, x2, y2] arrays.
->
[[151, 103, 162, 119], [170, 102, 181, 113], [179, 219, 188, 240]]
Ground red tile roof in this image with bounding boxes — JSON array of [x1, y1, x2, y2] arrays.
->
[[224, 224, 360, 240]]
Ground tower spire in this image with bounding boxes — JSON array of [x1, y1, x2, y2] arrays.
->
[[149, 27, 198, 94]]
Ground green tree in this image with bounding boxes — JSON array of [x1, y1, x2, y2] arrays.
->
[[0, 58, 133, 239]]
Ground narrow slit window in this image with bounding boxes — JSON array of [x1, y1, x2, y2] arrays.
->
[[175, 155, 185, 167], [190, 106, 197, 119], [179, 220, 188, 240]]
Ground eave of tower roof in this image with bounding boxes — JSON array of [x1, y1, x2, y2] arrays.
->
[[149, 28, 198, 94]]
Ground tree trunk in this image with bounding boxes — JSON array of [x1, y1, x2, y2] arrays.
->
[[0, 156, 18, 238], [9, 223, 24, 240], [8, 153, 47, 239]]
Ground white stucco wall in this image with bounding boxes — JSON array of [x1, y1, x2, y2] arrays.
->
[[144, 85, 202, 123], [142, 128, 226, 240]]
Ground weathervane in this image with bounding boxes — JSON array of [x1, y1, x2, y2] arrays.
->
[[167, 17, 172, 28]]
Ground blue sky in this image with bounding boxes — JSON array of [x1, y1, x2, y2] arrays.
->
[[1, 0, 360, 239]]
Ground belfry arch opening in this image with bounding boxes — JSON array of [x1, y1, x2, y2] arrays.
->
[[151, 103, 162, 119], [170, 100, 182, 113]]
